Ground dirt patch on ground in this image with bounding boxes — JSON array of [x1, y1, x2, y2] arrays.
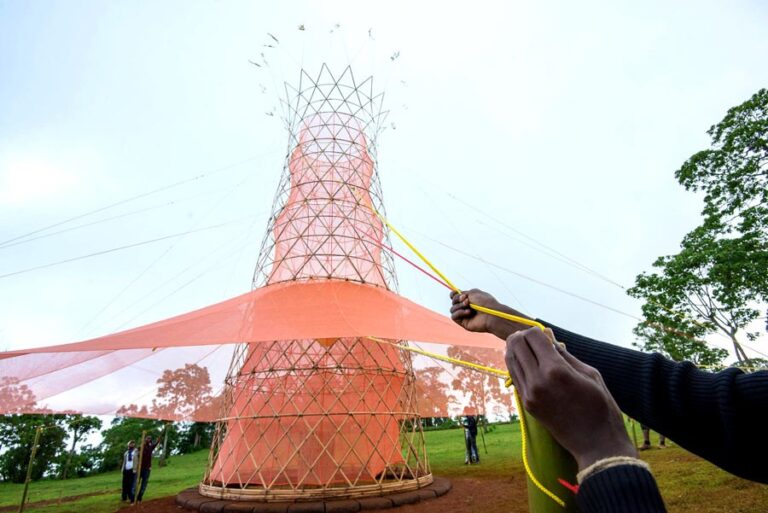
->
[[115, 476, 530, 513], [398, 476, 528, 513], [1, 490, 115, 513], [115, 496, 177, 513]]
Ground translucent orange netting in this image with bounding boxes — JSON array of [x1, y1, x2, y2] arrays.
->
[[1, 70, 515, 487], [0, 281, 502, 417]]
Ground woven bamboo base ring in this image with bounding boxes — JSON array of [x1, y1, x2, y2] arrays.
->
[[176, 477, 451, 512]]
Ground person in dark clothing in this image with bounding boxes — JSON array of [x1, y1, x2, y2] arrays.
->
[[541, 320, 766, 483], [136, 435, 160, 502], [121, 440, 137, 502], [450, 289, 768, 512], [639, 424, 666, 450], [463, 414, 480, 464]]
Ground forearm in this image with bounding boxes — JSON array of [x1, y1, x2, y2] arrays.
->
[[540, 320, 768, 484], [577, 463, 667, 513]]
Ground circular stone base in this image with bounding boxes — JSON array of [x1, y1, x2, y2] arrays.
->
[[176, 478, 451, 513]]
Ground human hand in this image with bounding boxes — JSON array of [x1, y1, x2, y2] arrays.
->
[[505, 328, 636, 471], [450, 289, 534, 340]]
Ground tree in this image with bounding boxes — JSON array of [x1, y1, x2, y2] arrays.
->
[[176, 422, 215, 454], [191, 392, 223, 422], [676, 88, 767, 243], [631, 89, 768, 364], [115, 403, 150, 417], [150, 363, 212, 464], [446, 347, 509, 419], [628, 225, 764, 364], [60, 415, 102, 479], [62, 443, 102, 478], [0, 377, 36, 413], [151, 363, 213, 420], [674, 88, 768, 302], [414, 366, 456, 422], [490, 383, 517, 422], [105, 363, 213, 468], [0, 415, 67, 483], [98, 417, 166, 472]]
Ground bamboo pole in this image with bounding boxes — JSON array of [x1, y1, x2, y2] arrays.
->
[[479, 415, 488, 455], [159, 422, 169, 467], [480, 386, 489, 455], [18, 426, 43, 513], [132, 430, 147, 505], [522, 409, 579, 513]]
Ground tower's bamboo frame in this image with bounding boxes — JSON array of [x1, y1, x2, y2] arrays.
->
[[200, 66, 431, 501]]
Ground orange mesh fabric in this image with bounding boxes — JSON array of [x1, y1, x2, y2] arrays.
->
[[0, 281, 499, 418], [1, 281, 499, 359], [208, 109, 419, 488], [208, 338, 406, 487], [0, 345, 231, 420], [268, 113, 385, 286], [0, 68, 514, 480]]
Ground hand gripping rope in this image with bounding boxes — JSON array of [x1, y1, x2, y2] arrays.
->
[[360, 195, 567, 508]]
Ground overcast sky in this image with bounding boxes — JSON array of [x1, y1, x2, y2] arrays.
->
[[1, 0, 767, 364]]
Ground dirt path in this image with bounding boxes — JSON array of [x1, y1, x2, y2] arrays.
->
[[116, 476, 530, 513], [0, 490, 116, 513], [399, 475, 529, 513]]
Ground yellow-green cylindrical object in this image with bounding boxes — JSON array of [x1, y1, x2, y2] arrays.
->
[[522, 410, 579, 512]]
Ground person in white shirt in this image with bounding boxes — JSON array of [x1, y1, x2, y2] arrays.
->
[[121, 440, 137, 502]]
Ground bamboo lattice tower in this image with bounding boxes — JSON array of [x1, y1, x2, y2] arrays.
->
[[200, 66, 432, 501]]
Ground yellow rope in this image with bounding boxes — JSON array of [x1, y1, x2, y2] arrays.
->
[[514, 390, 567, 507], [374, 207, 461, 292], [471, 304, 546, 331], [361, 202, 568, 507], [368, 336, 566, 507], [367, 200, 546, 332], [360, 186, 741, 360], [368, 336, 509, 379]]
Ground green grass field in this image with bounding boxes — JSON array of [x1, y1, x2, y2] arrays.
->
[[1, 423, 765, 513], [3, 425, 521, 513], [0, 450, 210, 513]]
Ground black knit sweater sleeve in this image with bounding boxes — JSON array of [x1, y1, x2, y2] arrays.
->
[[540, 320, 768, 484], [577, 465, 667, 513]]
